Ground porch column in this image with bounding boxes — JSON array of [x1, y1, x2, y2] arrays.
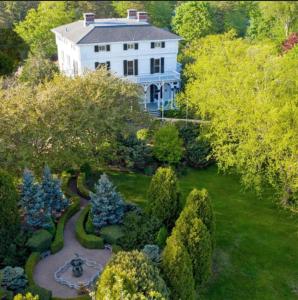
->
[[143, 84, 148, 111], [170, 82, 174, 109], [157, 83, 161, 110]]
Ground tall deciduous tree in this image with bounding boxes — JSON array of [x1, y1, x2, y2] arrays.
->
[[0, 170, 20, 263], [96, 250, 169, 299], [90, 174, 124, 230], [180, 33, 298, 207], [147, 167, 180, 229], [14, 1, 75, 57]]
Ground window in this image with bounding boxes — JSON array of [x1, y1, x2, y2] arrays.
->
[[123, 43, 138, 50], [94, 44, 110, 52], [123, 60, 138, 76], [151, 41, 165, 49], [95, 61, 111, 70], [150, 58, 164, 74]]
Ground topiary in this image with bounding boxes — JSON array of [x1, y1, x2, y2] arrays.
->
[[0, 169, 20, 264], [147, 167, 180, 229], [162, 234, 196, 300], [96, 251, 169, 299]]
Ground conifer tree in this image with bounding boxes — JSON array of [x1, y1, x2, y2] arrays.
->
[[90, 173, 124, 230]]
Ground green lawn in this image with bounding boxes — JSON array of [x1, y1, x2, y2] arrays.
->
[[89, 165, 298, 300]]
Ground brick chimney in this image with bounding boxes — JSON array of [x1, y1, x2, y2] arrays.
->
[[137, 11, 148, 22], [83, 13, 95, 26], [127, 9, 137, 20]]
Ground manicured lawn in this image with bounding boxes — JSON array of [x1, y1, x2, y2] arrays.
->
[[88, 165, 298, 299]]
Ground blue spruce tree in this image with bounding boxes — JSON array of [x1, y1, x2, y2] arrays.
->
[[21, 169, 53, 231], [90, 173, 124, 230]]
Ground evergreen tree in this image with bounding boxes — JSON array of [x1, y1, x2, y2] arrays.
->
[[90, 173, 124, 230], [42, 165, 68, 216], [162, 234, 196, 300], [0, 170, 20, 263], [147, 167, 180, 229]]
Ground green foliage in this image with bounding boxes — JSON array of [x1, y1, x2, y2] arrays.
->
[[0, 287, 13, 299], [136, 128, 149, 141], [100, 225, 124, 245], [0, 69, 146, 172], [148, 167, 180, 228], [153, 125, 184, 164], [96, 250, 169, 299], [90, 174, 124, 230], [26, 230, 52, 253], [75, 206, 104, 249], [85, 213, 95, 234], [0, 266, 27, 293], [0, 169, 20, 264], [50, 196, 80, 253], [77, 173, 90, 199], [162, 234, 195, 300], [0, 51, 16, 75], [119, 211, 161, 250], [142, 244, 161, 264], [181, 33, 298, 207], [14, 293, 39, 300], [19, 55, 58, 86], [155, 226, 168, 249], [60, 171, 76, 198], [172, 1, 215, 42], [14, 1, 75, 57], [80, 162, 92, 178]]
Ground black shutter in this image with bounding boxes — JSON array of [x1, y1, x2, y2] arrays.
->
[[160, 86, 163, 99], [151, 42, 155, 48], [123, 43, 127, 50], [106, 45, 110, 51], [161, 57, 164, 73], [134, 59, 138, 75], [106, 61, 110, 70], [95, 62, 99, 69], [123, 60, 127, 76], [94, 45, 99, 52], [161, 41, 165, 48], [150, 58, 154, 74], [134, 43, 138, 50]]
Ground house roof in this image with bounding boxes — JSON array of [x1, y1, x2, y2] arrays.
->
[[52, 19, 181, 44]]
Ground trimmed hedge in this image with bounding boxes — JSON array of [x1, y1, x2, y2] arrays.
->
[[75, 205, 104, 249], [52, 295, 91, 300], [100, 225, 124, 245], [26, 229, 52, 253], [77, 172, 90, 199], [61, 171, 76, 198], [25, 252, 52, 300], [51, 196, 81, 253]]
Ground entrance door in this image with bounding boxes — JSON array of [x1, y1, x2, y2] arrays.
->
[[150, 85, 158, 102]]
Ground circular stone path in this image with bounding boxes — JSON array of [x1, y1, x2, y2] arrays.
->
[[33, 178, 112, 298]]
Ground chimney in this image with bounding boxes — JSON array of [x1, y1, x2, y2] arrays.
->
[[137, 11, 148, 22], [83, 13, 95, 26], [127, 9, 137, 20]]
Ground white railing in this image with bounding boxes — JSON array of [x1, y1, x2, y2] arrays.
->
[[126, 71, 180, 84]]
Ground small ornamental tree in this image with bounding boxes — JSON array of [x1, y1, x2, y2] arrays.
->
[[153, 124, 184, 165], [0, 170, 20, 262], [21, 169, 52, 231], [96, 250, 169, 299], [148, 167, 180, 229], [90, 173, 124, 230], [186, 189, 215, 248], [174, 209, 212, 286], [162, 234, 196, 300], [42, 165, 69, 217]]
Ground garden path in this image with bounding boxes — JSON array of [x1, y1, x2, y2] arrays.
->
[[33, 178, 112, 298]]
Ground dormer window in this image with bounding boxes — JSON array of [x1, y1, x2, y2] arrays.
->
[[94, 44, 110, 52], [151, 41, 165, 49]]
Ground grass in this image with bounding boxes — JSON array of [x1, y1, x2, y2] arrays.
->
[[89, 165, 298, 300]]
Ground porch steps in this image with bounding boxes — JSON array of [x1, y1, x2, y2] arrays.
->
[[148, 110, 161, 118]]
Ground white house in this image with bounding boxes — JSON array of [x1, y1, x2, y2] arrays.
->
[[51, 10, 182, 112]]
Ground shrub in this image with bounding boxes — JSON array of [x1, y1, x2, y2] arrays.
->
[[186, 137, 212, 168], [77, 173, 90, 199], [147, 167, 180, 229], [153, 124, 184, 164], [0, 170, 20, 264], [118, 211, 161, 250], [85, 213, 95, 234], [89, 174, 124, 230], [162, 234, 195, 300], [156, 226, 168, 248], [100, 225, 124, 245], [186, 189, 215, 248], [14, 293, 39, 300], [0, 287, 13, 299], [60, 171, 76, 198], [75, 206, 104, 249], [51, 196, 80, 253], [142, 244, 161, 264], [136, 128, 149, 141], [96, 251, 169, 299], [26, 230, 52, 253], [0, 266, 27, 293], [80, 163, 92, 178]]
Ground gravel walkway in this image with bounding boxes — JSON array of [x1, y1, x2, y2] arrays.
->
[[33, 178, 112, 298]]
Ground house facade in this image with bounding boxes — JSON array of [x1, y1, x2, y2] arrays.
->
[[52, 10, 181, 112]]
